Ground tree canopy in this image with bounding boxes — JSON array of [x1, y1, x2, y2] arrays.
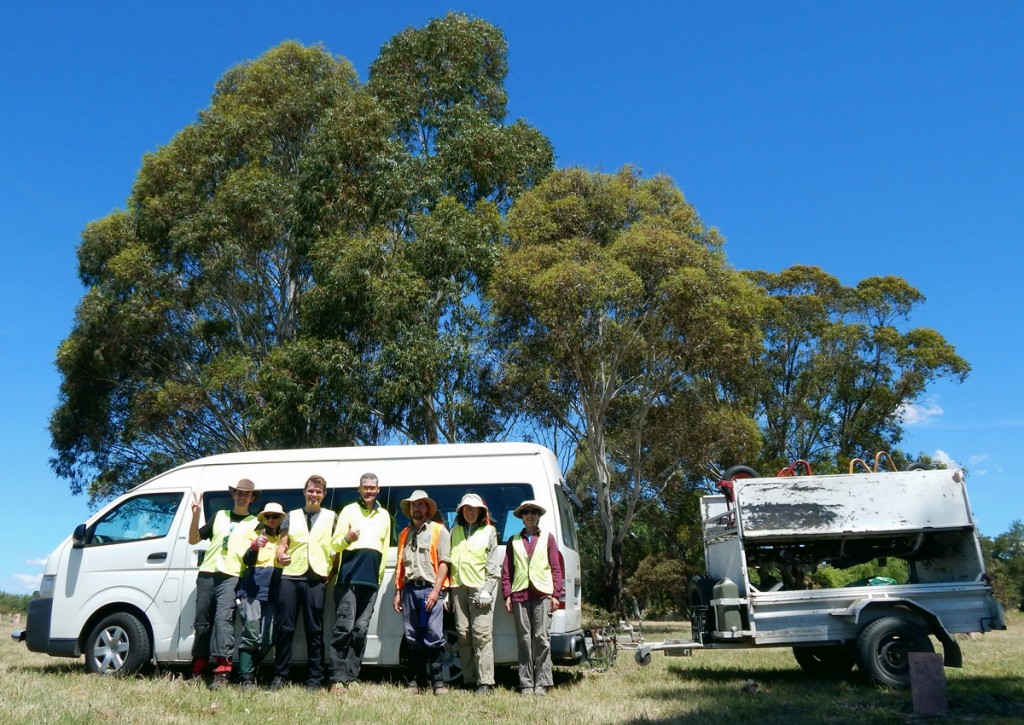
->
[[52, 14, 552, 500], [741, 265, 970, 474], [490, 167, 763, 611]]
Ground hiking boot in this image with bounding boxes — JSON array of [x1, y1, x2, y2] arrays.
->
[[432, 683, 449, 695], [474, 684, 492, 696], [208, 672, 229, 691], [534, 686, 547, 696], [268, 677, 286, 691]]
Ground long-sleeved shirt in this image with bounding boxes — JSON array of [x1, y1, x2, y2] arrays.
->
[[501, 528, 565, 603]]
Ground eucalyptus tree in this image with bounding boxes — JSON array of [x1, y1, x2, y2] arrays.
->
[[490, 167, 761, 611], [745, 265, 970, 473], [303, 12, 554, 445], [52, 42, 380, 500]]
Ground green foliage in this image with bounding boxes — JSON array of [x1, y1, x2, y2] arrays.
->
[[805, 559, 910, 589], [741, 265, 969, 474], [52, 15, 552, 501], [625, 553, 688, 616], [0, 591, 32, 615], [491, 167, 762, 611], [981, 520, 1024, 611]]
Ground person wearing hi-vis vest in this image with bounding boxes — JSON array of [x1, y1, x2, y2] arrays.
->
[[501, 499, 565, 696], [327, 472, 392, 693], [187, 478, 261, 689], [449, 493, 499, 695], [235, 501, 285, 689], [270, 474, 337, 691], [392, 489, 451, 694]]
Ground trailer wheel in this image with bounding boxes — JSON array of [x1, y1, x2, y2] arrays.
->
[[635, 649, 652, 666], [84, 612, 151, 675], [792, 645, 856, 676], [856, 615, 934, 688]]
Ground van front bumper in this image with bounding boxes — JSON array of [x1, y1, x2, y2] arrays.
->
[[22, 597, 78, 657]]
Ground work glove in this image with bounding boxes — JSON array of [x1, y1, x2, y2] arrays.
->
[[472, 589, 493, 609], [251, 534, 269, 550]]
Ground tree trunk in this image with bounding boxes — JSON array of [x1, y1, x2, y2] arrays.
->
[[604, 538, 625, 615]]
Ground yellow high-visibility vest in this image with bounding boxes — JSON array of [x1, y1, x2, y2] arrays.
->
[[283, 509, 337, 578], [510, 531, 553, 595], [450, 524, 495, 588], [200, 510, 258, 576]]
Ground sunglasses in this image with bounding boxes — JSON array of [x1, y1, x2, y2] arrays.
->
[[263, 514, 283, 520], [521, 509, 541, 516]]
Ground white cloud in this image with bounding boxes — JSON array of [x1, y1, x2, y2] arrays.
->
[[967, 454, 989, 466], [26, 558, 47, 567], [10, 573, 42, 594], [899, 400, 944, 426], [932, 449, 959, 468]]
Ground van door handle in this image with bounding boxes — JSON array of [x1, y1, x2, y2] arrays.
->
[[147, 552, 168, 563]]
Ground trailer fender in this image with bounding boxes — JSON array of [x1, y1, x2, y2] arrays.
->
[[841, 598, 962, 668]]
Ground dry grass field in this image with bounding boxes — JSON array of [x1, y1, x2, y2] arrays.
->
[[3, 613, 1023, 724]]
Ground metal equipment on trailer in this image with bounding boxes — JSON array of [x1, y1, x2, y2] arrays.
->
[[636, 465, 1005, 688]]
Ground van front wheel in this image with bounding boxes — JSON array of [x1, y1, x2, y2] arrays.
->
[[85, 612, 151, 675]]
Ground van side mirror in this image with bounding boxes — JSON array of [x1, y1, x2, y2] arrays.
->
[[72, 523, 88, 549]]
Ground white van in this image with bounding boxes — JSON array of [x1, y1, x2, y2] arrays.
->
[[19, 442, 586, 676]]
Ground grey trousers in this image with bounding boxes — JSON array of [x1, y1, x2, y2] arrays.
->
[[452, 586, 495, 686], [192, 572, 239, 660], [512, 597, 553, 690]]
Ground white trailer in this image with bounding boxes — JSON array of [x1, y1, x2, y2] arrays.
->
[[636, 467, 1005, 687]]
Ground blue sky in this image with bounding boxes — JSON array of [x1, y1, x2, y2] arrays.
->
[[2, 2, 1021, 594]]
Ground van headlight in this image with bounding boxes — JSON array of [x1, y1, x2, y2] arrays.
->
[[38, 574, 55, 598]]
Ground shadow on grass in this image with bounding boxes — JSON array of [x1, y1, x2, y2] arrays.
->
[[622, 664, 1024, 725]]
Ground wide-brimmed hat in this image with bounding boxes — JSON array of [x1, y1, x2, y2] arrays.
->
[[257, 502, 286, 524], [457, 493, 490, 522], [513, 499, 546, 518], [229, 478, 260, 500], [401, 489, 438, 520]]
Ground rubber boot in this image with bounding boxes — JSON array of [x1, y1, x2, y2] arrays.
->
[[238, 651, 255, 685], [190, 656, 208, 679]]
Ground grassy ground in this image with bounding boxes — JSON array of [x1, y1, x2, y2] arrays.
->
[[3, 614, 1023, 724]]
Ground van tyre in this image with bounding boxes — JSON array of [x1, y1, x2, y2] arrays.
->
[[793, 645, 856, 676], [85, 612, 151, 675], [856, 615, 934, 688]]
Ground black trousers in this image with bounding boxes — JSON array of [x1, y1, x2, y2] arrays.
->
[[273, 576, 326, 685]]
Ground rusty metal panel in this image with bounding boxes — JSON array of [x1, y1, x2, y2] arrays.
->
[[734, 469, 971, 538]]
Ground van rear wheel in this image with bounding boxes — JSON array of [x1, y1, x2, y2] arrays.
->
[[85, 612, 151, 675]]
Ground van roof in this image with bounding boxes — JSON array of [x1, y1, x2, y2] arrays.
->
[[183, 442, 550, 469]]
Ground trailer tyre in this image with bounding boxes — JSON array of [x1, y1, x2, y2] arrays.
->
[[687, 575, 716, 633], [793, 645, 856, 676], [856, 615, 933, 688], [722, 465, 759, 480], [85, 612, 151, 675]]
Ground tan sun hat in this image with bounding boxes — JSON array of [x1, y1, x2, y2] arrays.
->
[[229, 478, 260, 501], [513, 499, 546, 518], [457, 493, 490, 523], [400, 489, 438, 520], [257, 502, 286, 524]]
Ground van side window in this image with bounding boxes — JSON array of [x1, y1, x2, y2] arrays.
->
[[555, 486, 578, 551], [381, 484, 535, 545], [204, 489, 308, 522], [87, 493, 184, 546]]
